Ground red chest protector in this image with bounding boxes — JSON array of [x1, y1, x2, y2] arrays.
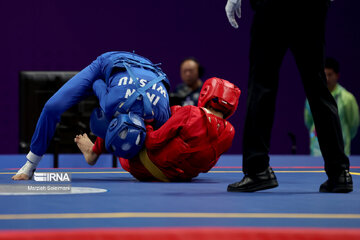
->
[[164, 108, 234, 179]]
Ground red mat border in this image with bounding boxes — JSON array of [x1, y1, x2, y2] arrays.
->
[[5, 166, 360, 170], [1, 227, 360, 240]]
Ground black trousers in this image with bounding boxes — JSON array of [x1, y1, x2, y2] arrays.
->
[[243, 0, 350, 177]]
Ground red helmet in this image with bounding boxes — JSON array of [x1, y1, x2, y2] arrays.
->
[[198, 77, 241, 119]]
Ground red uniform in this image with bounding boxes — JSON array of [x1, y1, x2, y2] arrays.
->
[[92, 105, 235, 182]]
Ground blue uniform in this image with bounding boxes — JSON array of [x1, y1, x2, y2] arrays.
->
[[30, 51, 171, 157]]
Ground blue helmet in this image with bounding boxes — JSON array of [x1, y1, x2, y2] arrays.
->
[[105, 112, 146, 159]]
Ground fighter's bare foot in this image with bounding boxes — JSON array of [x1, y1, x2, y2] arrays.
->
[[12, 173, 30, 180], [12, 161, 36, 180], [74, 133, 99, 165]]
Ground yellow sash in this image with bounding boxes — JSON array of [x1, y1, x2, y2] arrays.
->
[[139, 148, 170, 182]]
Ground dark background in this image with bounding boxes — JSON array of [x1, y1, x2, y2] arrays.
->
[[0, 0, 359, 155]]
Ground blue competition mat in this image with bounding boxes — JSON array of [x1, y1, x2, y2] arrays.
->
[[0, 154, 359, 230]]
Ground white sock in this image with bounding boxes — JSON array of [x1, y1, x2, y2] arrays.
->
[[26, 151, 42, 166], [16, 151, 42, 178]]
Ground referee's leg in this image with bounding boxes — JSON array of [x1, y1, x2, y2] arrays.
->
[[290, 0, 352, 192]]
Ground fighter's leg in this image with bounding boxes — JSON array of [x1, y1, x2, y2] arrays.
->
[[13, 57, 104, 180]]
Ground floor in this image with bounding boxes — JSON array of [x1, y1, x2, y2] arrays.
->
[[0, 154, 359, 239]]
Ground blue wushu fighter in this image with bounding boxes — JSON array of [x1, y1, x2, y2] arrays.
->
[[13, 51, 171, 180]]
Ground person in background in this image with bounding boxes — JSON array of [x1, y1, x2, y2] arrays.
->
[[305, 57, 360, 156], [170, 57, 204, 106]]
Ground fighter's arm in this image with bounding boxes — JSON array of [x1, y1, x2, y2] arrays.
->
[[92, 137, 107, 155], [217, 121, 236, 155], [145, 106, 191, 150], [201, 120, 235, 173], [78, 52, 120, 106], [170, 105, 182, 115], [92, 80, 108, 111]]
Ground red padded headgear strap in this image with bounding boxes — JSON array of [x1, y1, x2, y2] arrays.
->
[[198, 77, 241, 119]]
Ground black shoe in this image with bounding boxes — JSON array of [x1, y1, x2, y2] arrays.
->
[[319, 169, 353, 193], [227, 167, 279, 192]]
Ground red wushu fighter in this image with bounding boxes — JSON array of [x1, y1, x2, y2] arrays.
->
[[75, 77, 241, 182]]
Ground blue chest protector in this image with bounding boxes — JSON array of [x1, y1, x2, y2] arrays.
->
[[94, 52, 170, 124], [110, 54, 169, 118], [90, 51, 171, 159]]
